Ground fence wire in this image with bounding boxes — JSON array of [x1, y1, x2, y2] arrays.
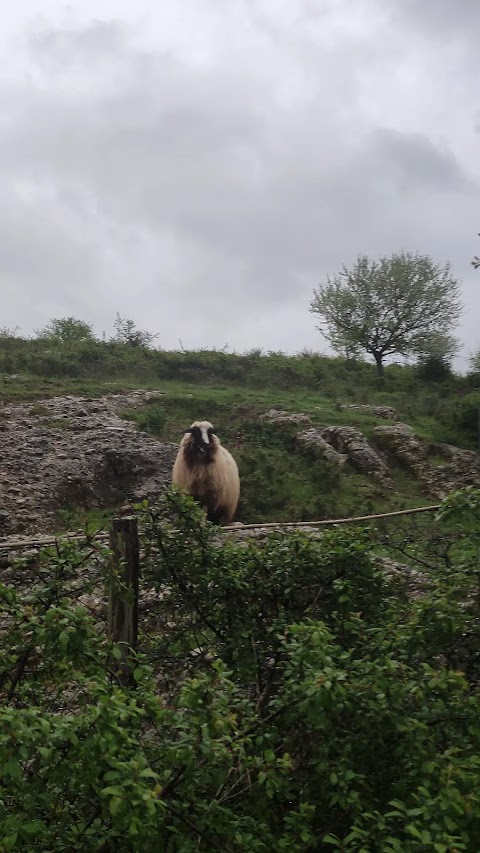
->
[[0, 503, 473, 710]]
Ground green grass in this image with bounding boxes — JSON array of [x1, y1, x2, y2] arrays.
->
[[117, 382, 436, 523], [54, 505, 116, 533], [0, 374, 167, 402], [0, 369, 471, 529]]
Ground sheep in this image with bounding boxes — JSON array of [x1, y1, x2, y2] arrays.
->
[[172, 420, 240, 525]]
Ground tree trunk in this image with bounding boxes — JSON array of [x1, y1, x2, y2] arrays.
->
[[373, 352, 385, 378]]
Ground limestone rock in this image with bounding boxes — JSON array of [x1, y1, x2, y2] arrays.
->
[[259, 409, 311, 425], [373, 423, 427, 477], [373, 424, 480, 498], [296, 428, 348, 465], [321, 425, 392, 484], [0, 390, 177, 534], [423, 443, 480, 498], [342, 404, 397, 419]]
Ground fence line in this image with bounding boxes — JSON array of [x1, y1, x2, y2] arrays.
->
[[0, 503, 442, 555], [0, 503, 455, 703], [222, 503, 441, 532]]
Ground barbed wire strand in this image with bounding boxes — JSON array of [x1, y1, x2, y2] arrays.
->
[[0, 503, 442, 554]]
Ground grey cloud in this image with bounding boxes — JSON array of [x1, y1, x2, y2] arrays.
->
[[0, 8, 478, 362], [28, 18, 128, 65], [392, 0, 480, 38], [362, 129, 476, 194]]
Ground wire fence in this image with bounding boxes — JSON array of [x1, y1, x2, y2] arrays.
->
[[0, 503, 442, 556], [0, 501, 469, 702]]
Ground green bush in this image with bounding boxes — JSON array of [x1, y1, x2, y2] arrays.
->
[[415, 353, 453, 382], [1, 490, 480, 850], [0, 329, 466, 398], [435, 391, 480, 449]]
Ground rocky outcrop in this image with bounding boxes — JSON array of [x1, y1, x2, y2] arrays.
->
[[260, 406, 480, 497], [264, 411, 390, 482], [259, 409, 311, 425], [320, 425, 392, 485], [296, 428, 348, 466], [0, 391, 177, 535], [373, 423, 428, 477], [342, 404, 397, 419], [1, 392, 478, 536], [425, 445, 480, 498], [262, 411, 396, 485], [373, 423, 480, 498]]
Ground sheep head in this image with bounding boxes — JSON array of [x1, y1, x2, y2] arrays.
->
[[182, 420, 219, 465]]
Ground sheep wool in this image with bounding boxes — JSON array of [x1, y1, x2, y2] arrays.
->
[[172, 420, 240, 525]]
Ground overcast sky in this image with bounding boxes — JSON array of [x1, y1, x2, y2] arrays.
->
[[1, 0, 479, 367]]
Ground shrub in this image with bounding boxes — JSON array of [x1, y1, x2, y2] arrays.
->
[[1, 490, 480, 850], [439, 391, 480, 449]]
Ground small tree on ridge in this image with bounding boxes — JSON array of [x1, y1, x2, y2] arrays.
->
[[113, 314, 159, 348], [310, 251, 462, 377], [35, 317, 96, 345]]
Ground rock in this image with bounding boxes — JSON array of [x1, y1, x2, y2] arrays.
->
[[423, 443, 480, 498], [297, 428, 348, 466], [259, 409, 311, 425], [342, 404, 397, 419], [0, 391, 178, 534], [373, 424, 480, 498], [373, 423, 428, 477], [320, 425, 392, 484]]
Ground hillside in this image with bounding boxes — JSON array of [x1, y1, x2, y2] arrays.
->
[[0, 346, 479, 535], [2, 351, 480, 851]]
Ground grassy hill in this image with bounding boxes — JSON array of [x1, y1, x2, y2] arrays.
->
[[2, 339, 480, 850], [0, 337, 479, 528]]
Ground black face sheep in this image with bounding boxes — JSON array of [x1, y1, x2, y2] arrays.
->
[[172, 420, 240, 525]]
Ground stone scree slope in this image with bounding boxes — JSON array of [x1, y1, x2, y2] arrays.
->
[[0, 391, 178, 535]]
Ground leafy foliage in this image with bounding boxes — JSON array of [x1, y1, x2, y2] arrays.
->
[[1, 490, 480, 850], [414, 333, 459, 382], [438, 391, 480, 449], [469, 349, 480, 381], [35, 316, 96, 344], [113, 313, 159, 348], [310, 252, 462, 377]]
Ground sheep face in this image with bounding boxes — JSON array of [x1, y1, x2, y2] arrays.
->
[[183, 420, 219, 465]]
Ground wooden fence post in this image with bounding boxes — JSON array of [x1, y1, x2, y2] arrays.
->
[[478, 406, 480, 454], [108, 516, 139, 687]]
